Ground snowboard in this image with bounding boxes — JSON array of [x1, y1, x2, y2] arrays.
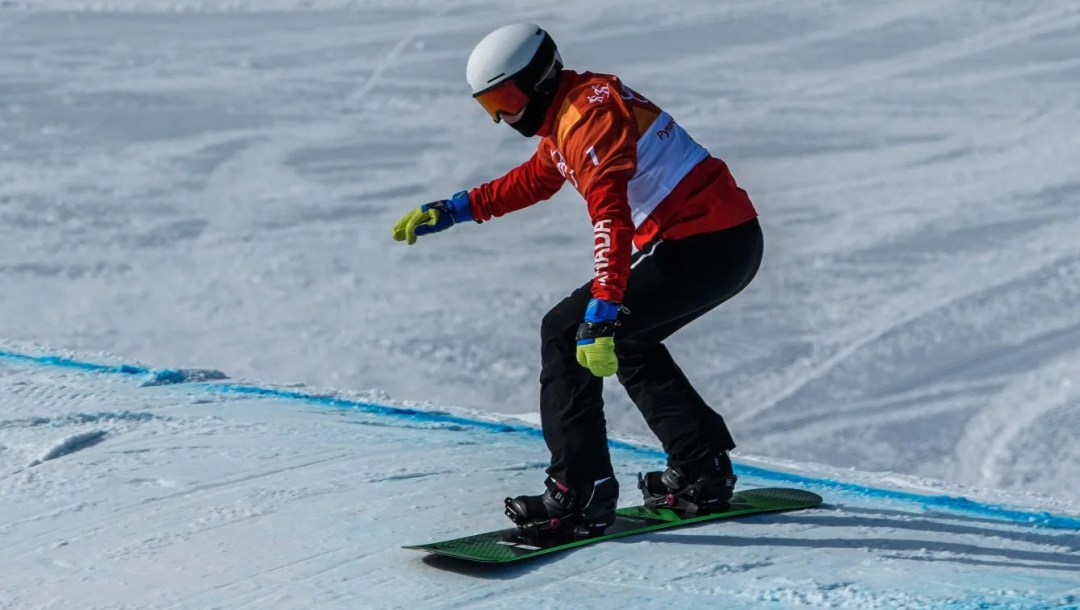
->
[[404, 487, 822, 563]]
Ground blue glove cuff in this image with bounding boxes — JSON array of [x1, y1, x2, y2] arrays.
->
[[584, 298, 621, 323], [448, 190, 474, 224]]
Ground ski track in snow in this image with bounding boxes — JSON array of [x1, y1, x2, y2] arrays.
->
[[0, 352, 1077, 609]]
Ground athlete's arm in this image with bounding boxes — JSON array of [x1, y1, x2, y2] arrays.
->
[[468, 150, 566, 222], [569, 110, 637, 377]]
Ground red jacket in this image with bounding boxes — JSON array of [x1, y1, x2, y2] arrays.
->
[[468, 70, 757, 303]]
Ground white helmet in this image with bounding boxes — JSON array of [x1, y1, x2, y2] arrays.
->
[[466, 23, 563, 131]]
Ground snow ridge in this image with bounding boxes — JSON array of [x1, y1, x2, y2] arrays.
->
[[28, 429, 107, 466], [0, 410, 161, 429]]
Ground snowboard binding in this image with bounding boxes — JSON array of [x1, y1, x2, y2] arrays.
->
[[638, 473, 715, 515], [503, 503, 605, 538], [638, 453, 738, 515], [504, 476, 618, 537]]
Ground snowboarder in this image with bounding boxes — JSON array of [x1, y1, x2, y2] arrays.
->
[[391, 23, 762, 536]]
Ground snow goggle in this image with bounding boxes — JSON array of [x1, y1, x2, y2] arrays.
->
[[473, 79, 530, 123]]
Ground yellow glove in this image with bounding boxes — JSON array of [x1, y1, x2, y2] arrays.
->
[[391, 191, 473, 245], [392, 206, 441, 245], [575, 298, 622, 377], [576, 335, 618, 377]]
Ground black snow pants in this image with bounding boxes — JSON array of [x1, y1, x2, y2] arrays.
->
[[539, 217, 763, 493]]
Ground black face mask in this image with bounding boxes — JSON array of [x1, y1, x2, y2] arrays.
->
[[509, 74, 560, 138]]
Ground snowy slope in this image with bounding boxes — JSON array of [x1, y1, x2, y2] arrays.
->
[[1, 348, 1077, 609], [1, 0, 1079, 558]]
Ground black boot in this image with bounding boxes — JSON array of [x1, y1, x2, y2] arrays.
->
[[505, 476, 619, 535], [639, 451, 737, 514]]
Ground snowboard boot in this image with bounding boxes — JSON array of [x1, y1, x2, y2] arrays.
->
[[504, 476, 619, 536], [638, 451, 737, 514]]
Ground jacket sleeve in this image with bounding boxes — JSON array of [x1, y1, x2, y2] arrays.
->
[[561, 106, 638, 303], [582, 169, 635, 303], [467, 150, 566, 222]]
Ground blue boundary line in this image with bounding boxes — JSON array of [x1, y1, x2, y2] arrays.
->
[[2, 348, 1078, 530]]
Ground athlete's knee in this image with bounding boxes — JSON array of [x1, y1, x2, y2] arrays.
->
[[613, 340, 649, 373], [541, 300, 580, 342], [615, 341, 673, 379]]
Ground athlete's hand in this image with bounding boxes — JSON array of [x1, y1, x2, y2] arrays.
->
[[392, 191, 473, 245], [575, 298, 623, 377]]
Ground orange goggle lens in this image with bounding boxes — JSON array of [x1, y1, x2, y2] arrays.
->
[[473, 80, 530, 123]]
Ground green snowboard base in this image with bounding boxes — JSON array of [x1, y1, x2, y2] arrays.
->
[[404, 487, 823, 563]]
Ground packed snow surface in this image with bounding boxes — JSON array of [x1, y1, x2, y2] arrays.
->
[[0, 350, 1077, 609], [1, 0, 1079, 606]]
